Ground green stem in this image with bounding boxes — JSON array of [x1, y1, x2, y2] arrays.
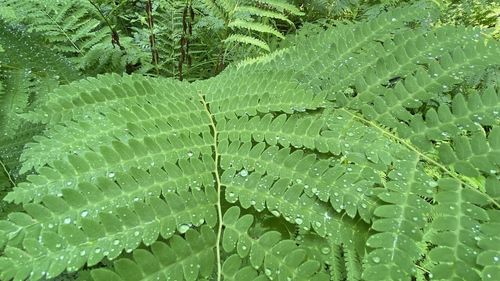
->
[[0, 159, 14, 186], [199, 94, 223, 281]]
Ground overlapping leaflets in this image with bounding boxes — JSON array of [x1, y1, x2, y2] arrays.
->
[[0, 1, 499, 280]]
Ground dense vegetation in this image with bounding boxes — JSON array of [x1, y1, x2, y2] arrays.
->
[[0, 0, 499, 280]]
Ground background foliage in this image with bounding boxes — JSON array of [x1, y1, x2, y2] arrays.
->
[[0, 0, 499, 280]]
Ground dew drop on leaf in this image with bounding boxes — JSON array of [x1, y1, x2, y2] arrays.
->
[[178, 224, 190, 233], [239, 169, 248, 177], [428, 181, 438, 187]]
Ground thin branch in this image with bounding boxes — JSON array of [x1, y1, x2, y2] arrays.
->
[[146, 0, 159, 74], [0, 159, 14, 186], [87, 0, 124, 50]]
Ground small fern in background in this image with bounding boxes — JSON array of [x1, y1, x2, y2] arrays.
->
[[438, 0, 500, 39], [0, 1, 499, 281], [0, 0, 109, 57], [201, 0, 303, 52]]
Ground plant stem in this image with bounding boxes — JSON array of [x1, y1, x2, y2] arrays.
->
[[0, 159, 14, 186], [199, 94, 223, 281]]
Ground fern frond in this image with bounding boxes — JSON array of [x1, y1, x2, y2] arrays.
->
[[0, 0, 109, 57], [0, 23, 78, 181], [91, 226, 216, 281], [222, 207, 328, 280], [427, 178, 489, 280], [228, 19, 285, 39], [235, 6, 293, 24], [256, 0, 305, 16], [224, 34, 270, 51], [477, 210, 500, 281], [0, 2, 499, 280], [202, 0, 300, 51], [362, 150, 433, 280], [0, 187, 217, 279], [344, 243, 362, 281], [0, 68, 31, 136]]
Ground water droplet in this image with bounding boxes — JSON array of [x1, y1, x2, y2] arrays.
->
[[295, 217, 303, 225], [321, 247, 330, 254], [178, 224, 190, 233], [94, 248, 101, 253], [80, 210, 89, 217], [113, 239, 120, 245], [80, 250, 86, 256], [63, 218, 71, 224], [372, 256, 380, 263], [134, 231, 140, 236], [239, 169, 248, 177], [427, 181, 438, 187], [108, 172, 115, 178]]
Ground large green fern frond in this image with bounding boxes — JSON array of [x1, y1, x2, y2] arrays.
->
[[0, 2, 499, 281]]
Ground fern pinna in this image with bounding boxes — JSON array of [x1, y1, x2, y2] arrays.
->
[[0, 2, 499, 281]]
